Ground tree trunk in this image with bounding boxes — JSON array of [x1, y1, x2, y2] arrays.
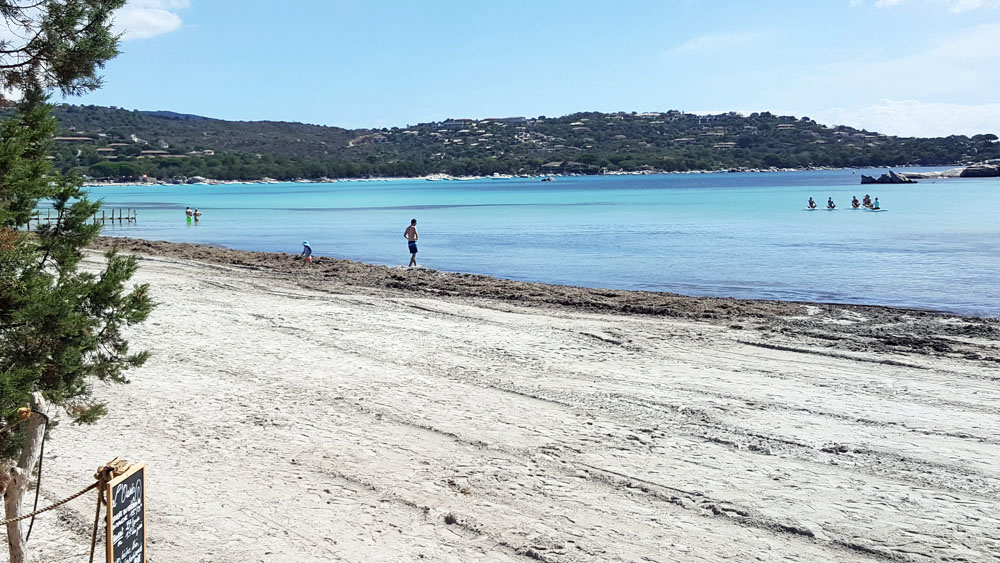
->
[[4, 392, 47, 563]]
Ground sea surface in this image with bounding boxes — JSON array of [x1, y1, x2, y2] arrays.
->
[[78, 169, 1000, 317]]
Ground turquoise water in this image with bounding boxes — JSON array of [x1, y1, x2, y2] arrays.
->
[[80, 169, 1000, 317]]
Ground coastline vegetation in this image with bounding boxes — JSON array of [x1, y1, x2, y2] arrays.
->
[[38, 105, 1000, 182]]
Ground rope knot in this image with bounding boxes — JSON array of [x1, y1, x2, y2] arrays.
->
[[94, 458, 130, 486]]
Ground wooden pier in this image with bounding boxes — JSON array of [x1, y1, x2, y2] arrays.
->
[[23, 208, 137, 230]]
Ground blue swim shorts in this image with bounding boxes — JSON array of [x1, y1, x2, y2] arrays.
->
[[408, 241, 418, 254]]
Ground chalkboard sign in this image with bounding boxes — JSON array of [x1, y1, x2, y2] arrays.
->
[[106, 462, 145, 563]]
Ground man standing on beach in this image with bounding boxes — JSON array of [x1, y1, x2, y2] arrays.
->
[[404, 219, 418, 267]]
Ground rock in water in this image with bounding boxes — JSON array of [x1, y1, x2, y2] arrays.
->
[[860, 170, 917, 184], [959, 164, 1000, 177]]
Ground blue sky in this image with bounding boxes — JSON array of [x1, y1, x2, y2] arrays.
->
[[73, 0, 1000, 137]]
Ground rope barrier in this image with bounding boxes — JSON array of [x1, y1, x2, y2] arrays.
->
[[0, 480, 99, 526], [1, 460, 122, 525], [4, 457, 128, 563], [89, 463, 120, 563]]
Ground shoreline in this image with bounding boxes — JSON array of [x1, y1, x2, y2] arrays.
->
[[80, 164, 962, 188], [92, 235, 999, 345]]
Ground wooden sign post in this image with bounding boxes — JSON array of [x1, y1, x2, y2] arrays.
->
[[105, 462, 146, 563]]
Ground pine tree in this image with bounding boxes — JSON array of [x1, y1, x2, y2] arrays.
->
[[1, 94, 153, 456], [0, 3, 147, 561]]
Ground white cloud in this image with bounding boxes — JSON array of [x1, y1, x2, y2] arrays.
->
[[949, 0, 1000, 11], [814, 100, 1000, 137], [669, 32, 759, 55], [784, 22, 1000, 110], [867, 0, 1000, 10], [113, 0, 190, 40]]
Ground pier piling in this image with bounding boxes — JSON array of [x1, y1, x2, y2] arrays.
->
[[22, 208, 137, 230]]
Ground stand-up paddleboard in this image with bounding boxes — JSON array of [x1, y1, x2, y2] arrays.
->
[[864, 208, 886, 212]]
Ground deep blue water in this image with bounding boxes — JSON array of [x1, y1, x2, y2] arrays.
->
[[79, 169, 1000, 317]]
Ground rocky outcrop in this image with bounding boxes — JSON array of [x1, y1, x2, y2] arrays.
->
[[907, 162, 1000, 179], [860, 170, 917, 184], [902, 168, 964, 179], [959, 164, 1000, 178]]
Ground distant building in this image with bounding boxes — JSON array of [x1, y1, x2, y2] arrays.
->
[[53, 136, 94, 142], [441, 118, 475, 129]]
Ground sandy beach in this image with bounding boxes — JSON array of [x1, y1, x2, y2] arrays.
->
[[20, 238, 1000, 562]]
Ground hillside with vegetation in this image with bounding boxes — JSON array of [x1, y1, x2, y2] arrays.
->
[[36, 104, 1000, 181]]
